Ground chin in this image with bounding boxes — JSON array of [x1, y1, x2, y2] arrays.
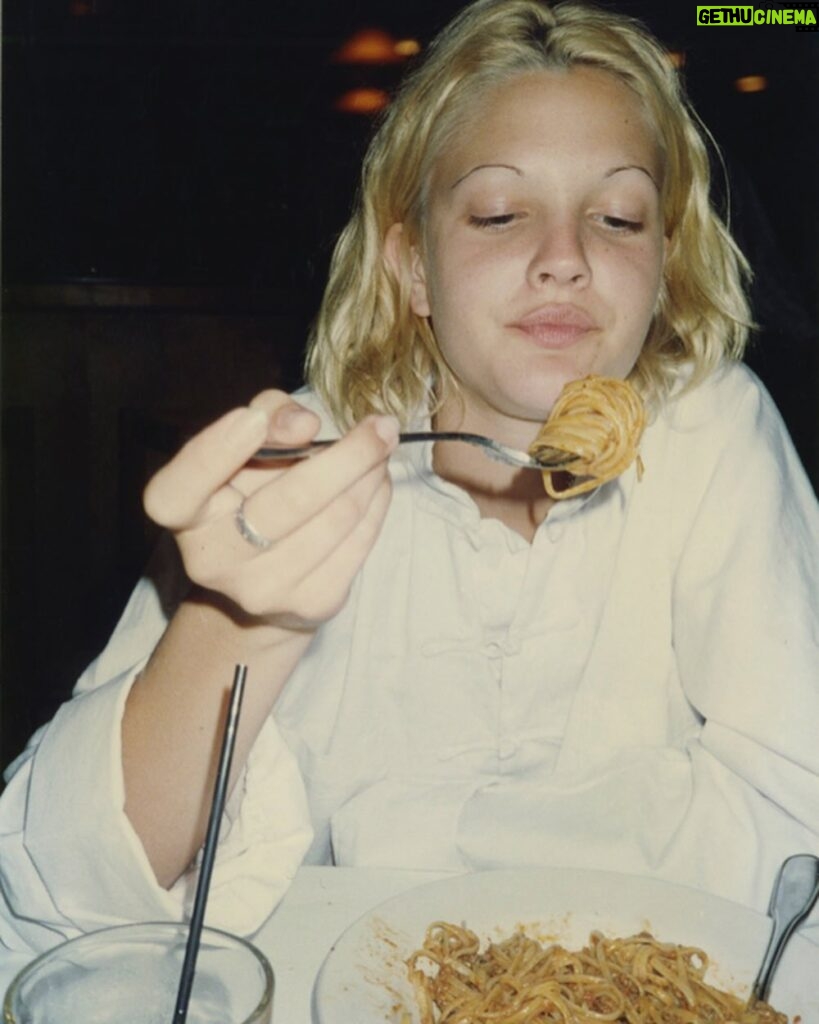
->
[[508, 372, 577, 420], [502, 392, 562, 427]]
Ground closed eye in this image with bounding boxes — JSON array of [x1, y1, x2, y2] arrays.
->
[[469, 213, 517, 229], [598, 215, 643, 233]]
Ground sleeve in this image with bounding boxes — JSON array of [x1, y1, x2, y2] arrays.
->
[[0, 538, 314, 953], [670, 368, 819, 935]]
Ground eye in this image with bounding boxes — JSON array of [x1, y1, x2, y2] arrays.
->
[[468, 213, 518, 230], [596, 214, 644, 234]]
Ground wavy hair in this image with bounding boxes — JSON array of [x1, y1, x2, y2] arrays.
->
[[305, 0, 752, 427]]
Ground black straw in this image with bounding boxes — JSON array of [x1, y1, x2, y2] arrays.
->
[[173, 664, 248, 1023]]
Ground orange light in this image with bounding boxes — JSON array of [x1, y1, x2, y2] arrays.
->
[[334, 88, 391, 115], [735, 75, 768, 93], [394, 38, 421, 58], [334, 28, 402, 65]]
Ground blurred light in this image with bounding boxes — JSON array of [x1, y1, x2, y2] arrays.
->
[[665, 50, 686, 70], [734, 75, 768, 93], [394, 38, 422, 58], [334, 88, 391, 114], [334, 28, 402, 65], [69, 0, 95, 14]]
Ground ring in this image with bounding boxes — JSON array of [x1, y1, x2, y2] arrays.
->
[[234, 500, 272, 552]]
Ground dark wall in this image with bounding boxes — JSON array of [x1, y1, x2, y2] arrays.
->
[[1, 294, 308, 765], [4, 3, 818, 297], [2, 1, 817, 768]]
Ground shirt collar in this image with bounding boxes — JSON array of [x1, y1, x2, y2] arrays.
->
[[394, 408, 601, 531]]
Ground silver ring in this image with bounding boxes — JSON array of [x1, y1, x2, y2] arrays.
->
[[234, 500, 272, 551]]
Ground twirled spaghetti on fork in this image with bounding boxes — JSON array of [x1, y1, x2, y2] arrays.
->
[[529, 375, 646, 499]]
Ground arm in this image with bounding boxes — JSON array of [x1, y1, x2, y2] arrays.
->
[[0, 390, 398, 950], [671, 372, 819, 808], [122, 391, 399, 887], [669, 371, 819, 930]]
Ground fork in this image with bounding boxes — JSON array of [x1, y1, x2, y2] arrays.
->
[[253, 431, 573, 470]]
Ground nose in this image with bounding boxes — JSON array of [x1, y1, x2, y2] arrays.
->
[[527, 216, 590, 289]]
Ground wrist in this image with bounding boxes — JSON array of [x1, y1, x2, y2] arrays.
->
[[187, 586, 317, 656]]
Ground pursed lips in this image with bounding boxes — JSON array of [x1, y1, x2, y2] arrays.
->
[[510, 303, 598, 349]]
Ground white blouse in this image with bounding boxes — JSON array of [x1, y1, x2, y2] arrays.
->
[[2, 362, 818, 953]]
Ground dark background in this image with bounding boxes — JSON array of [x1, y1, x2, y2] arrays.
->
[[2, 0, 818, 769]]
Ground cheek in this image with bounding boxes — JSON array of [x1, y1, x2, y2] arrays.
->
[[603, 241, 664, 318], [424, 247, 486, 325]]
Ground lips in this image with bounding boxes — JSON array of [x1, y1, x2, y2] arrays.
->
[[510, 303, 597, 349]]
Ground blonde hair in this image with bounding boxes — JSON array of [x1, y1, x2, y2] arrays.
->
[[305, 0, 752, 428]]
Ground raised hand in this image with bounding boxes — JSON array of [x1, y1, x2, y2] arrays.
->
[[143, 390, 399, 633]]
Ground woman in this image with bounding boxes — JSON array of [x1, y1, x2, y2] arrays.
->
[[1, 0, 817, 952]]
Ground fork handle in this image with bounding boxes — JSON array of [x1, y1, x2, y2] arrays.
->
[[253, 439, 334, 460], [253, 432, 491, 461], [252, 432, 570, 469]]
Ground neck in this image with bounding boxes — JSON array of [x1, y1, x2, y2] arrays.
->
[[431, 406, 555, 542]]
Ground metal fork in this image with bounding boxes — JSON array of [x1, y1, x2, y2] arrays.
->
[[253, 431, 572, 470]]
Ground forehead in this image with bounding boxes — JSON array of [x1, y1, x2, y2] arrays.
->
[[432, 66, 663, 190]]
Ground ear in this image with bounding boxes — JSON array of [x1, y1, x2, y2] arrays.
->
[[384, 222, 431, 317]]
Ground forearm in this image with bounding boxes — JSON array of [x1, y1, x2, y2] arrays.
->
[[121, 588, 313, 889], [123, 395, 396, 888]]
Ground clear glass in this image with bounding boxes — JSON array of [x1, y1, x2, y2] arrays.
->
[[3, 922, 273, 1024]]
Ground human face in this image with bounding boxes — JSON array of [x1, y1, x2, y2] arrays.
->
[[408, 67, 667, 438]]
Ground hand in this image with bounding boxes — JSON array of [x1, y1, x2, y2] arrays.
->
[[143, 391, 399, 633]]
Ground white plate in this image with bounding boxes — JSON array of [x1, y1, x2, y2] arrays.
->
[[312, 867, 819, 1023]]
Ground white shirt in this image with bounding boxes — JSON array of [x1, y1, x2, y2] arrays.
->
[[2, 362, 818, 953]]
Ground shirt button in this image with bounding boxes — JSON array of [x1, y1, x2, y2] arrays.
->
[[546, 520, 565, 543], [486, 641, 504, 658]]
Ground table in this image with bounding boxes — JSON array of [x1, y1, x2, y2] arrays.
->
[[0, 866, 451, 1023], [3, 865, 818, 1021]]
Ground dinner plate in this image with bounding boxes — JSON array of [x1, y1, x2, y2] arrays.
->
[[311, 866, 818, 1023]]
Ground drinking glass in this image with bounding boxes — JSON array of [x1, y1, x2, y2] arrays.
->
[[3, 921, 273, 1024]]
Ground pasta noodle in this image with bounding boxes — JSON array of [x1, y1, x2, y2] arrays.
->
[[407, 921, 789, 1024], [529, 376, 646, 499]]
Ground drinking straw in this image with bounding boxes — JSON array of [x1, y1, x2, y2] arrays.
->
[[173, 663, 248, 1023]]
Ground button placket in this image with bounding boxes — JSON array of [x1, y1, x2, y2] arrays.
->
[[492, 633, 525, 772]]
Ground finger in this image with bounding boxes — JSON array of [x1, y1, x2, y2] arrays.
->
[[254, 458, 389, 580], [240, 415, 399, 542], [226, 472, 394, 623], [143, 406, 268, 529], [249, 392, 322, 445], [179, 450, 391, 585], [285, 475, 395, 624]]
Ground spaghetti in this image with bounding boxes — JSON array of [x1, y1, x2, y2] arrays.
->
[[407, 922, 789, 1024], [529, 376, 646, 499]]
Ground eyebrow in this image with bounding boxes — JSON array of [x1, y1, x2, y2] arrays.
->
[[451, 164, 523, 189], [605, 164, 660, 190], [451, 161, 660, 191]]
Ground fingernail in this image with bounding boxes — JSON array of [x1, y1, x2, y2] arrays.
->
[[274, 404, 314, 430], [225, 407, 268, 445], [373, 415, 400, 445]]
